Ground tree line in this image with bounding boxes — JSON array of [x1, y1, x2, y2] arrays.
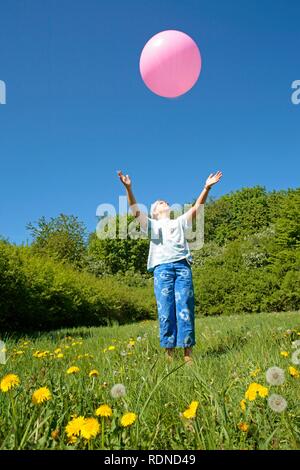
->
[[0, 185, 299, 330]]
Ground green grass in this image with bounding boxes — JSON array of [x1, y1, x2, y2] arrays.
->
[[1, 311, 300, 450]]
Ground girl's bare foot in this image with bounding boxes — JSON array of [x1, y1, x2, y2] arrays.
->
[[184, 356, 193, 365], [165, 348, 174, 361], [184, 347, 193, 365]]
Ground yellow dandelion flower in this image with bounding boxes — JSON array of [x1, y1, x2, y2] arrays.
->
[[245, 383, 258, 401], [56, 353, 64, 358], [0, 373, 20, 392], [245, 383, 268, 401], [240, 399, 247, 412], [108, 346, 116, 351], [250, 368, 260, 377], [257, 385, 268, 398], [89, 369, 99, 378], [80, 418, 100, 440], [289, 366, 300, 378], [245, 389, 256, 401], [32, 387, 52, 405], [95, 404, 113, 417], [51, 429, 60, 440], [67, 366, 80, 375], [128, 340, 135, 347], [16, 350, 24, 355], [65, 416, 86, 438], [33, 351, 49, 358], [68, 435, 77, 444], [280, 351, 289, 358], [182, 401, 199, 419], [120, 412, 137, 427], [238, 422, 249, 432], [54, 348, 62, 354]]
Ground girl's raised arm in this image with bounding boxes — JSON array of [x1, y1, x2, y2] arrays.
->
[[183, 171, 223, 222], [117, 170, 148, 231]]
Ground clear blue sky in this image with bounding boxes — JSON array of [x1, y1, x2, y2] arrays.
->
[[0, 0, 299, 245]]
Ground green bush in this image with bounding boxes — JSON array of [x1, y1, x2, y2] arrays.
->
[[192, 222, 300, 316], [86, 215, 149, 275], [0, 241, 156, 331]]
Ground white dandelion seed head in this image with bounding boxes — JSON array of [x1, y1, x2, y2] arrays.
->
[[268, 394, 287, 413], [292, 340, 300, 349], [291, 349, 300, 365], [110, 383, 126, 398], [137, 336, 142, 342], [266, 366, 285, 386]]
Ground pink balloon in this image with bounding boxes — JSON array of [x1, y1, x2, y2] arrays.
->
[[139, 30, 202, 98]]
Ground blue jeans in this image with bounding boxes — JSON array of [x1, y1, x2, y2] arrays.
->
[[153, 259, 195, 348]]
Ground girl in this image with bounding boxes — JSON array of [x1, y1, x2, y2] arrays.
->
[[118, 170, 222, 363]]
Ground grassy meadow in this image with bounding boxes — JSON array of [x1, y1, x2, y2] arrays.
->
[[0, 311, 300, 450]]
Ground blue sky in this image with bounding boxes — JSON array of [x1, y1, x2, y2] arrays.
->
[[0, 0, 299, 245]]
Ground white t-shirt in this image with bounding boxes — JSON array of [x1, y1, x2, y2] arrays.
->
[[142, 214, 193, 272]]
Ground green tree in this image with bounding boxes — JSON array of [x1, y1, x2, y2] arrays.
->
[[274, 188, 300, 249], [27, 214, 87, 269], [86, 214, 149, 275], [203, 186, 270, 244]]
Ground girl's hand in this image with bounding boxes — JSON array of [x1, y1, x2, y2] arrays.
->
[[205, 171, 223, 189], [117, 170, 132, 188]]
